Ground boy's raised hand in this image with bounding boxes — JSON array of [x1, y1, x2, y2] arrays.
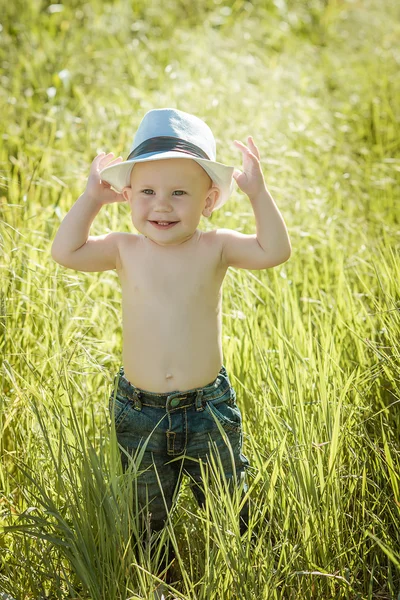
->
[[84, 152, 126, 205], [233, 136, 266, 199]]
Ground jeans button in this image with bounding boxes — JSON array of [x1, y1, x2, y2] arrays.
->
[[170, 398, 180, 407]]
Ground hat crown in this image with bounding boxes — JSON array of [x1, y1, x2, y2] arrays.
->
[[131, 108, 216, 161]]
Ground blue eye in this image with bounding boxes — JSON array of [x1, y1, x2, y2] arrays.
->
[[142, 189, 154, 195], [173, 190, 186, 195]]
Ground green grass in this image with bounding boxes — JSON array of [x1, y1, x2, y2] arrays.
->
[[1, 0, 399, 598]]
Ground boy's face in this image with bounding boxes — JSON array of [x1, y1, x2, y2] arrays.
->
[[122, 158, 220, 246]]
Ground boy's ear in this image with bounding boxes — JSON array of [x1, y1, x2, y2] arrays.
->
[[122, 186, 132, 203], [202, 185, 220, 218]]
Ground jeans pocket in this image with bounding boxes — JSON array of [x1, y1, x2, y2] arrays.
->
[[109, 392, 133, 430], [205, 389, 242, 433]]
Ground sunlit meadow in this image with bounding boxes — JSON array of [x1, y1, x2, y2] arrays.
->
[[1, 0, 399, 598]]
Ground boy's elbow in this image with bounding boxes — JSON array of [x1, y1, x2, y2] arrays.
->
[[282, 238, 292, 261], [51, 250, 65, 266], [51, 244, 62, 263], [271, 245, 292, 268], [281, 246, 292, 264], [51, 244, 60, 262], [51, 244, 70, 266]]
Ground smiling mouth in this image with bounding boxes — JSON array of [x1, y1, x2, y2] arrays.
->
[[149, 221, 179, 229]]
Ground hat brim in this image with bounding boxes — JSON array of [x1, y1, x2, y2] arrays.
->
[[99, 151, 235, 211]]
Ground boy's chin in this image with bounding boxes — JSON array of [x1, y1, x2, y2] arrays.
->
[[139, 225, 200, 245]]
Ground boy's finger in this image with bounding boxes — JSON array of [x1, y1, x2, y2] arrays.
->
[[111, 156, 124, 164], [248, 137, 260, 158], [93, 152, 112, 168], [95, 151, 114, 161], [234, 140, 247, 149], [99, 152, 115, 163], [98, 155, 121, 170], [103, 156, 123, 168], [234, 140, 255, 157], [247, 136, 259, 151], [95, 151, 114, 159], [249, 138, 260, 158], [92, 152, 105, 165]]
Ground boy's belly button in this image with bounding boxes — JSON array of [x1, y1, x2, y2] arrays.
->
[[165, 373, 173, 379]]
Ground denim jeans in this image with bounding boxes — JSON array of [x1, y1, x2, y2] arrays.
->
[[108, 365, 251, 536]]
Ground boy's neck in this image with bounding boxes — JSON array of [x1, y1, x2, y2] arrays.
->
[[141, 229, 201, 249]]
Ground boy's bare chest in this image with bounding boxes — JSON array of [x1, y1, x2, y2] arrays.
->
[[118, 231, 227, 302]]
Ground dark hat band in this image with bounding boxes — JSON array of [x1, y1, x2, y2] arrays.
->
[[127, 136, 210, 161]]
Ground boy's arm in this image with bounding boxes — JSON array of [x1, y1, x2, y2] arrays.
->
[[51, 153, 126, 272], [51, 192, 122, 272], [219, 137, 291, 270], [218, 188, 291, 270]]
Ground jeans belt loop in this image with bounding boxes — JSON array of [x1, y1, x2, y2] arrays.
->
[[195, 389, 205, 411], [133, 390, 142, 412]]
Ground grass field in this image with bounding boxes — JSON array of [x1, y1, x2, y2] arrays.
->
[[1, 0, 399, 598]]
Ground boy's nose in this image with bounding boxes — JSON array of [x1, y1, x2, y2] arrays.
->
[[154, 202, 173, 213], [153, 194, 172, 208]]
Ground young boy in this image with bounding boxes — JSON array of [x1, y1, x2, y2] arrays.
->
[[51, 108, 291, 594]]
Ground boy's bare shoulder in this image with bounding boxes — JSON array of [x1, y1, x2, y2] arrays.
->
[[117, 232, 140, 242], [201, 228, 226, 265], [115, 232, 140, 269], [208, 227, 227, 260]]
